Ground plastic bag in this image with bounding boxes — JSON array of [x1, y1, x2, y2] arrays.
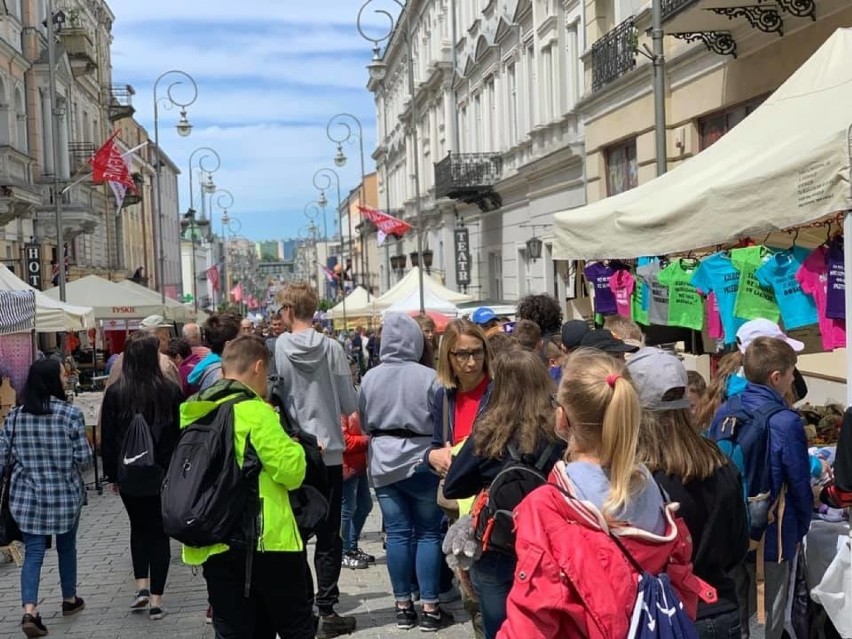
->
[[810, 533, 852, 638]]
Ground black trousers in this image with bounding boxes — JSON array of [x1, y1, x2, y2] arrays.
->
[[203, 548, 314, 639], [119, 492, 170, 595], [305, 464, 344, 615]]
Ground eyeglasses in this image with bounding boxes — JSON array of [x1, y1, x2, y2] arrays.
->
[[451, 349, 485, 362]]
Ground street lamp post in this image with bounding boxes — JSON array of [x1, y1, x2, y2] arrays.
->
[[185, 147, 220, 311], [45, 0, 67, 300], [153, 70, 197, 303], [304, 204, 323, 297], [356, 0, 425, 314], [327, 113, 371, 300], [212, 190, 235, 308], [313, 167, 347, 326]]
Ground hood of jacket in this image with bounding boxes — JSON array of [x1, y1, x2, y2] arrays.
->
[[187, 352, 222, 385], [278, 329, 332, 373], [179, 378, 258, 427], [379, 313, 423, 364]]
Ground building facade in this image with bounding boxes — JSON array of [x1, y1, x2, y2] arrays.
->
[[370, 0, 586, 303]]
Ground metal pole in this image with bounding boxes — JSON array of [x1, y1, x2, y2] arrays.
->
[[190, 218, 197, 311], [153, 109, 165, 301], [357, 128, 371, 299], [652, 0, 667, 176], [46, 0, 65, 301]]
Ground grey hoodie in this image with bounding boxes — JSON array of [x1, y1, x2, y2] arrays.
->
[[275, 329, 358, 466], [359, 313, 438, 488]]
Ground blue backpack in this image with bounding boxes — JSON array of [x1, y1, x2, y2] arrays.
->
[[707, 394, 783, 537]]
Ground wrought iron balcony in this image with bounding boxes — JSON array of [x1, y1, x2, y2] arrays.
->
[[661, 0, 699, 22], [591, 18, 637, 93], [69, 142, 96, 174], [434, 152, 503, 212], [122, 173, 145, 207], [108, 84, 136, 122]]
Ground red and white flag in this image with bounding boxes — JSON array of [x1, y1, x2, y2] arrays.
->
[[206, 265, 220, 292], [90, 132, 139, 209], [231, 282, 244, 303], [319, 263, 337, 283], [358, 205, 412, 245]]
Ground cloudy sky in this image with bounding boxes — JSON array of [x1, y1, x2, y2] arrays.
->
[[111, 0, 386, 242]]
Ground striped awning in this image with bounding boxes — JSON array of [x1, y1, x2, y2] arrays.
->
[[0, 290, 36, 335]]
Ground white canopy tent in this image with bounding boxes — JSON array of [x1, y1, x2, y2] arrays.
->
[[328, 286, 376, 320], [382, 287, 460, 316], [377, 267, 473, 308], [0, 264, 94, 332], [43, 275, 166, 320], [552, 28, 852, 401], [119, 280, 194, 323]]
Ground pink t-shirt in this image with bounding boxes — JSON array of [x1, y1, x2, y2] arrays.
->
[[797, 246, 846, 350], [706, 292, 723, 341], [608, 270, 635, 318]]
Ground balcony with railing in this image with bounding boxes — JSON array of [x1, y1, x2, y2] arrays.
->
[[434, 152, 503, 212], [590, 17, 637, 93], [59, 28, 98, 77], [108, 84, 136, 122], [69, 142, 96, 175], [0, 146, 40, 225]]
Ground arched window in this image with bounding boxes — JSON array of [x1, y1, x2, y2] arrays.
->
[[0, 78, 10, 146], [14, 88, 26, 152]]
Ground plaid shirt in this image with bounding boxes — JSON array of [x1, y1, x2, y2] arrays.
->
[[0, 400, 92, 535]]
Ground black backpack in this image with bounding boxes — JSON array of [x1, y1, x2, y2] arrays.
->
[[268, 376, 330, 540], [118, 412, 164, 497], [161, 398, 261, 548], [471, 442, 556, 556]]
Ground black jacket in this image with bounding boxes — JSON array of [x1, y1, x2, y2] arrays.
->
[[442, 434, 565, 500], [654, 460, 749, 619], [100, 381, 183, 483]]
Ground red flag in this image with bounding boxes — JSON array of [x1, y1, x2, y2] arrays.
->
[[231, 282, 243, 303], [319, 263, 337, 283], [358, 205, 412, 245], [90, 132, 136, 193], [205, 265, 220, 292]]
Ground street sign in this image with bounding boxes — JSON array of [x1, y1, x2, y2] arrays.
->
[[25, 244, 42, 290], [454, 227, 471, 287]]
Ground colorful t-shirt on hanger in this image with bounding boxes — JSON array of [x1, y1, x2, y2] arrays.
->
[[826, 235, 845, 320], [706, 293, 723, 341], [797, 245, 846, 351], [657, 260, 704, 330], [755, 246, 818, 330], [632, 278, 649, 325], [690, 252, 744, 345], [584, 262, 619, 316], [608, 270, 635, 318], [636, 260, 670, 326], [731, 246, 780, 323]]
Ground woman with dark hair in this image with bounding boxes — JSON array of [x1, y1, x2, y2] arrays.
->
[[100, 331, 183, 620], [0, 359, 91, 638], [515, 293, 563, 337]]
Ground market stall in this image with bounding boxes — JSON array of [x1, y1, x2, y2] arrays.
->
[[118, 279, 195, 323], [376, 267, 473, 308], [43, 275, 166, 320], [552, 27, 852, 403], [328, 286, 377, 328], [0, 264, 94, 332], [0, 290, 35, 413]]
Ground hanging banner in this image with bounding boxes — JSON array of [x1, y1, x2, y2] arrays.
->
[[454, 227, 471, 287], [25, 245, 42, 289]]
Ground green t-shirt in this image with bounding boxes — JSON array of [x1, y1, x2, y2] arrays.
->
[[657, 261, 704, 330], [632, 279, 649, 326], [732, 246, 780, 322]]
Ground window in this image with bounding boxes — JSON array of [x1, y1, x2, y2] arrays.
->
[[699, 97, 766, 150], [526, 45, 536, 129], [13, 88, 24, 151], [606, 138, 638, 195], [474, 93, 482, 152], [543, 46, 554, 122], [486, 77, 496, 152], [507, 62, 518, 145], [489, 252, 503, 299]]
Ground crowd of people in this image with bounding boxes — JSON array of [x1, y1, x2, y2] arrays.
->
[[0, 285, 849, 639]]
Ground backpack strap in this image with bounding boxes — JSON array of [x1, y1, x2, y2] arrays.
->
[[441, 391, 450, 445], [505, 442, 556, 470]]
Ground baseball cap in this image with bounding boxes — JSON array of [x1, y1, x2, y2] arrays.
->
[[579, 329, 639, 353], [627, 347, 692, 411], [736, 319, 804, 354], [471, 307, 497, 326], [561, 320, 590, 349], [139, 314, 171, 330]]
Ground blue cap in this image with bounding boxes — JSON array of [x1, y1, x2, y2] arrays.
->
[[471, 307, 497, 325]]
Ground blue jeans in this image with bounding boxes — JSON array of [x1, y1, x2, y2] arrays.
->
[[470, 551, 516, 639], [375, 470, 443, 604], [695, 608, 742, 639], [21, 524, 79, 606], [341, 473, 373, 553]]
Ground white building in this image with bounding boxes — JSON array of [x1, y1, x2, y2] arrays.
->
[[370, 0, 585, 303]]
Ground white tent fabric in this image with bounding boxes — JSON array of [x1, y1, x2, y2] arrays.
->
[[119, 280, 193, 323], [0, 264, 94, 332], [328, 286, 375, 320], [553, 27, 852, 260], [43, 275, 166, 320], [383, 288, 460, 316], [377, 267, 473, 308]]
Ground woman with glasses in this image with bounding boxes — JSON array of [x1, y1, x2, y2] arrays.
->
[[442, 349, 564, 639], [0, 359, 92, 638]]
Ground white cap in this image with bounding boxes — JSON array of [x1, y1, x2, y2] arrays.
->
[[139, 314, 171, 330], [736, 319, 804, 354]]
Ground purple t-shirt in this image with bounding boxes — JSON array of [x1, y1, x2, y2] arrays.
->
[[584, 262, 619, 315], [826, 236, 845, 320]]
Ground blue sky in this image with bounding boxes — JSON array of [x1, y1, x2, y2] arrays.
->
[[110, 0, 385, 242]]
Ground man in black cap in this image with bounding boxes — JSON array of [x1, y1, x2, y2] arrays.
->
[[560, 320, 591, 354], [579, 329, 640, 360]]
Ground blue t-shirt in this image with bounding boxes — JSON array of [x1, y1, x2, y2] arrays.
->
[[755, 247, 818, 330], [690, 252, 745, 344]]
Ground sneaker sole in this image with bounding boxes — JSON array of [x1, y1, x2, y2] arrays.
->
[[149, 612, 165, 621], [21, 624, 48, 639], [62, 604, 85, 617], [397, 622, 416, 630]]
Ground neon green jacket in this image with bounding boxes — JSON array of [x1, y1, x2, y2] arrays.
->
[[180, 379, 306, 565]]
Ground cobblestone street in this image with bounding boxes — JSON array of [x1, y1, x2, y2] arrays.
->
[[0, 474, 472, 639]]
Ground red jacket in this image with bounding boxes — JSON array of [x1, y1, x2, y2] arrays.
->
[[497, 464, 715, 639], [342, 413, 368, 480]]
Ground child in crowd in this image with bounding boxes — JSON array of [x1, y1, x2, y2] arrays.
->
[[687, 370, 707, 421], [603, 315, 645, 350], [340, 412, 374, 570]]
